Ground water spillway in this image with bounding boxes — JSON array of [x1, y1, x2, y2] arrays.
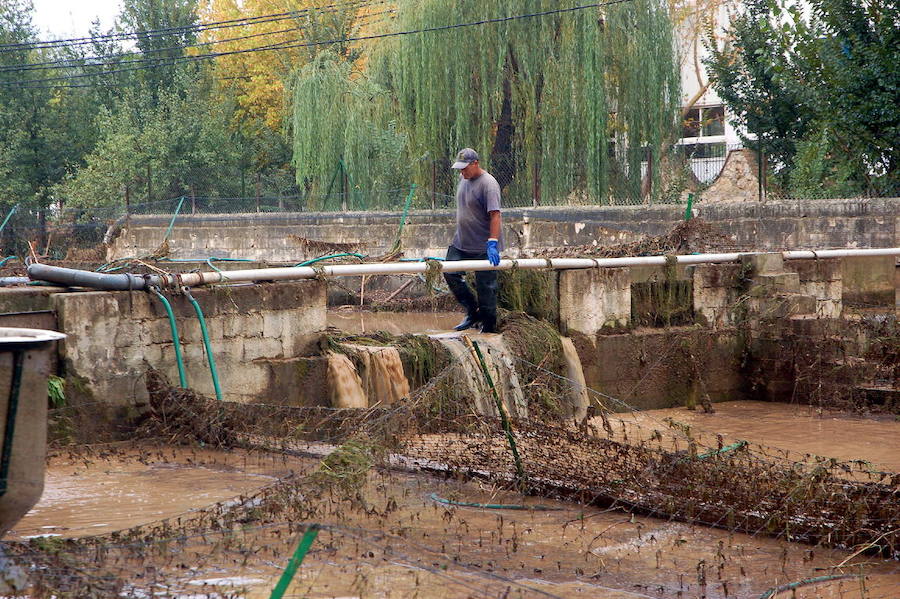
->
[[325, 327, 591, 422]]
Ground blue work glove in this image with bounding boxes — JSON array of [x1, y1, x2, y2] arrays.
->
[[486, 239, 500, 266]]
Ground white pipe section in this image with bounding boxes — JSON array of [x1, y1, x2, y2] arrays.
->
[[26, 248, 900, 290], [174, 248, 900, 288]]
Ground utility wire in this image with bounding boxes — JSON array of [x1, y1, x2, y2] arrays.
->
[[3, 0, 634, 89], [0, 8, 395, 74], [0, 0, 380, 53], [3, 16, 395, 91]]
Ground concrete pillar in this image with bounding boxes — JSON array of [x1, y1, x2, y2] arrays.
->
[[559, 267, 631, 336], [743, 253, 816, 321], [690, 264, 743, 328], [786, 258, 843, 318]]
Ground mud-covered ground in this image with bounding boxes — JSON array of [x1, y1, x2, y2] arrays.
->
[[10, 423, 900, 598]]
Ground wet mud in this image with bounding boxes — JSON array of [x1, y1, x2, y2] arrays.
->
[[11, 438, 900, 598]]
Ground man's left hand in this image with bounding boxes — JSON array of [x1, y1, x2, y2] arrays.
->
[[486, 239, 500, 266]]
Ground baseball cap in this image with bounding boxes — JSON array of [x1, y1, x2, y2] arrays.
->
[[451, 148, 479, 169]]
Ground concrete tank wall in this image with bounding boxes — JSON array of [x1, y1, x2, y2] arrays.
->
[[0, 282, 326, 408], [0, 330, 64, 537], [107, 198, 900, 262]]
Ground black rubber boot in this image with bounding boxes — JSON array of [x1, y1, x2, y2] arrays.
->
[[474, 269, 499, 334], [454, 312, 481, 331], [479, 315, 498, 334]]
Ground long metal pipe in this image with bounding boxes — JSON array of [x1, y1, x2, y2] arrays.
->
[[26, 248, 900, 290]]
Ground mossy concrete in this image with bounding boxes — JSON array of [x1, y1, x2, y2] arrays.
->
[[47, 280, 325, 406]]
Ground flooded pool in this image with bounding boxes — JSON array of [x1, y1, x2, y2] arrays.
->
[[10, 432, 900, 598], [10, 444, 305, 539], [605, 400, 900, 472]]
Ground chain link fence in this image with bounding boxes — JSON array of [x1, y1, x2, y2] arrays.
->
[[1, 145, 897, 260]]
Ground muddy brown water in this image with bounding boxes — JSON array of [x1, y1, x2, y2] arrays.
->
[[327, 310, 463, 335], [10, 432, 900, 598], [10, 445, 303, 539], [604, 401, 900, 473]]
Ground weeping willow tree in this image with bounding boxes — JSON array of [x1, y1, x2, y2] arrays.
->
[[291, 52, 408, 208], [291, 0, 681, 206]]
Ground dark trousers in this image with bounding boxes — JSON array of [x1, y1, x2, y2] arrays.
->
[[443, 245, 498, 331]]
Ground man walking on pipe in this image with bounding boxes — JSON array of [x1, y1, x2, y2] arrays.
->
[[444, 148, 502, 334]]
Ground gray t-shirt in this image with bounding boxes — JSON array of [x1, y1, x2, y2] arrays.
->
[[451, 171, 503, 253]]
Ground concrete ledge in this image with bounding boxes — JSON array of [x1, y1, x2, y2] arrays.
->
[[109, 198, 900, 262], [50, 281, 326, 406], [559, 268, 631, 336]]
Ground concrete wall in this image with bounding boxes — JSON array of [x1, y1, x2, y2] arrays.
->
[[573, 328, 745, 411], [557, 253, 888, 409], [0, 250, 893, 415], [107, 198, 900, 262], [841, 255, 896, 307], [0, 282, 325, 407]]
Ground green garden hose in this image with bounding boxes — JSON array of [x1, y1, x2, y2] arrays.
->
[[469, 339, 528, 491], [759, 574, 856, 599], [386, 184, 417, 255], [294, 252, 367, 267], [161, 257, 255, 263], [0, 205, 18, 238], [183, 288, 222, 401], [696, 440, 748, 460], [269, 525, 320, 599], [684, 193, 694, 221], [162, 196, 186, 243], [149, 288, 187, 388], [429, 493, 562, 511]]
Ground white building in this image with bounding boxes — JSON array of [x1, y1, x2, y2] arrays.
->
[[674, 0, 743, 183]]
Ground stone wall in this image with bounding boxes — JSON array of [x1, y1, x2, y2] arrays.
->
[[700, 149, 762, 203], [2, 281, 326, 407], [556, 253, 885, 408], [573, 328, 745, 411], [107, 198, 900, 263], [786, 258, 842, 318]]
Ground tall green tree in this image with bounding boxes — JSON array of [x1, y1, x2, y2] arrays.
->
[[60, 70, 243, 208], [707, 0, 899, 196], [0, 0, 105, 249], [118, 0, 199, 94], [0, 0, 43, 204], [290, 0, 681, 205]]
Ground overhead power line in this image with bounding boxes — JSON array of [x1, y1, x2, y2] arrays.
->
[[4, 0, 634, 89], [0, 8, 395, 74], [0, 0, 379, 53]]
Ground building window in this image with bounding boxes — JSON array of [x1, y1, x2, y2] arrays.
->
[[682, 105, 725, 138], [678, 142, 726, 159]]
